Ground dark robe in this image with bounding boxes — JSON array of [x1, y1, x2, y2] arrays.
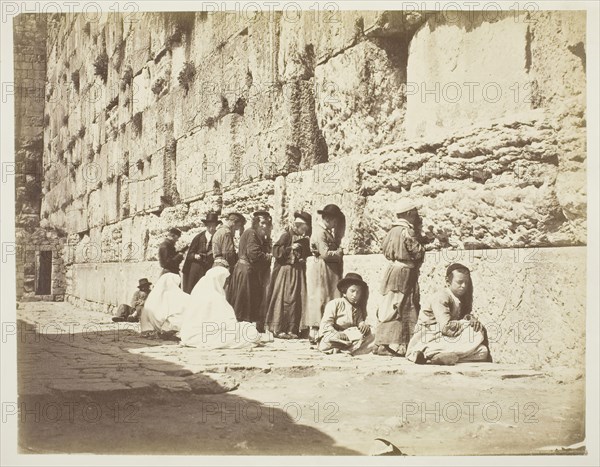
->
[[158, 238, 183, 275], [226, 228, 271, 327], [212, 225, 238, 272], [181, 231, 213, 294], [264, 229, 310, 335]]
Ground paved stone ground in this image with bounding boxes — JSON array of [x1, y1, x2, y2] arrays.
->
[[15, 301, 586, 456]]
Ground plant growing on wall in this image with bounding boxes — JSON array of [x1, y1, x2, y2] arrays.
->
[[83, 22, 91, 36], [120, 66, 133, 92], [106, 95, 119, 112], [66, 136, 77, 152], [78, 126, 86, 138], [113, 40, 126, 70], [151, 77, 167, 96], [87, 145, 94, 162], [43, 114, 50, 128], [178, 61, 196, 94], [136, 159, 144, 171], [132, 112, 143, 137], [62, 115, 69, 126], [71, 70, 80, 93], [93, 51, 109, 83]]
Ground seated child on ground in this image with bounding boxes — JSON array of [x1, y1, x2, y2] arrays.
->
[[317, 273, 374, 355], [113, 278, 152, 323], [406, 263, 491, 365]]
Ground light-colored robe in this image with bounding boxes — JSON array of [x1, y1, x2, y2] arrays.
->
[[179, 266, 261, 349], [303, 221, 343, 328], [406, 287, 489, 362], [140, 273, 190, 333], [317, 297, 373, 354]]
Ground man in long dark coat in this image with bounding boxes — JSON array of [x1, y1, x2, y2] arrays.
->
[[158, 227, 185, 275], [212, 212, 246, 272], [181, 212, 221, 294], [227, 211, 272, 332], [265, 211, 312, 339]]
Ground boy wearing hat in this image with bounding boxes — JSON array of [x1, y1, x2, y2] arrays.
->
[[373, 199, 425, 356], [158, 227, 186, 276], [181, 212, 221, 293], [317, 273, 373, 355], [112, 278, 152, 323]]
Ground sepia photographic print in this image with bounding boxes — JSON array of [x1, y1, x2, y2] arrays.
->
[[1, 1, 598, 464]]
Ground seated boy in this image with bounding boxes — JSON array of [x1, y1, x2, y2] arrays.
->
[[406, 263, 491, 365], [317, 273, 374, 355], [113, 278, 152, 323]]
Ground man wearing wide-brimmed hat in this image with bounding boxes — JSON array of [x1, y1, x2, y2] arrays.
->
[[212, 212, 246, 272], [181, 212, 222, 294], [373, 199, 425, 356], [112, 278, 152, 323], [302, 204, 346, 343], [227, 211, 273, 332]]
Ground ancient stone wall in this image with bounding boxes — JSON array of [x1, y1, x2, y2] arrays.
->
[[26, 10, 587, 366], [14, 14, 67, 301], [14, 14, 46, 231]]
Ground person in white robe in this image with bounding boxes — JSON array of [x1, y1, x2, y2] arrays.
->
[[179, 264, 262, 349], [140, 273, 190, 336]]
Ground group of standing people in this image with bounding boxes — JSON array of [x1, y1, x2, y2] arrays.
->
[[134, 199, 491, 365]]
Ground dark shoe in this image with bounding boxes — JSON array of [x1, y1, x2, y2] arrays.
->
[[430, 352, 460, 366], [413, 351, 427, 365], [158, 330, 180, 342], [127, 315, 140, 323], [112, 317, 126, 322], [287, 333, 299, 339], [373, 345, 396, 356]]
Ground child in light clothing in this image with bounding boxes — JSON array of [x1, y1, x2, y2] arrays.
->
[[317, 273, 373, 355]]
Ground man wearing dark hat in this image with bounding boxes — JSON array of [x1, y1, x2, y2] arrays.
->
[[265, 211, 312, 339], [227, 211, 272, 332], [112, 278, 152, 323], [212, 212, 246, 272], [158, 227, 186, 276], [181, 212, 221, 294], [303, 203, 346, 343]]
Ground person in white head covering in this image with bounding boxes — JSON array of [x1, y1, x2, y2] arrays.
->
[[373, 199, 425, 356], [179, 264, 262, 349], [140, 273, 190, 337]]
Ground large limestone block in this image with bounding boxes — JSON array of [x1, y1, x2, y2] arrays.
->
[[315, 40, 406, 160], [405, 11, 530, 140]]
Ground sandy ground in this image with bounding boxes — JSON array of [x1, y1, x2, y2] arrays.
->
[[14, 302, 585, 456]]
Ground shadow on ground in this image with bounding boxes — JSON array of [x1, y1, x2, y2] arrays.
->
[[17, 320, 359, 455]]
